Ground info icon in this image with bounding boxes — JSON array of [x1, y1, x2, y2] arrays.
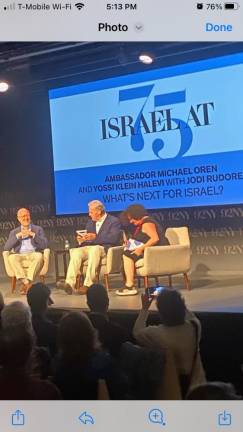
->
[[197, 3, 204, 9]]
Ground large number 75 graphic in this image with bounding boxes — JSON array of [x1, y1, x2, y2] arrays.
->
[[119, 84, 193, 159]]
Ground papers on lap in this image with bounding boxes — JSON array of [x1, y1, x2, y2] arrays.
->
[[124, 238, 144, 251]]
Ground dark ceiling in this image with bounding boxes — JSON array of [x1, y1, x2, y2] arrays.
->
[[0, 41, 243, 91]]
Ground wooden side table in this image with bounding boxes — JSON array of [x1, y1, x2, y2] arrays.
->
[[53, 249, 70, 282]]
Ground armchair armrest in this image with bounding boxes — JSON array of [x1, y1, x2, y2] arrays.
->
[[141, 245, 191, 275], [2, 250, 15, 277], [106, 246, 124, 274], [39, 248, 51, 276]]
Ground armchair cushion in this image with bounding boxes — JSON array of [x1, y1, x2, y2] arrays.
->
[[136, 245, 191, 277], [72, 245, 124, 277], [165, 227, 190, 246]]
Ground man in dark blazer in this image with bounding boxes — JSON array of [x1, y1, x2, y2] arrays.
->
[[4, 208, 48, 293], [58, 200, 121, 295]]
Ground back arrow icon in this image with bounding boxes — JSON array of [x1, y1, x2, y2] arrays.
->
[[78, 412, 95, 425]]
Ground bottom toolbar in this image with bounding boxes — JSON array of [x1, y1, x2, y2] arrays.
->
[[0, 402, 242, 432]]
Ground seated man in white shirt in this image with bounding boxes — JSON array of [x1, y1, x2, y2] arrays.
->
[[57, 200, 121, 295], [4, 208, 48, 294]]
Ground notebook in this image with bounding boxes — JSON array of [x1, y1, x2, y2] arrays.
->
[[124, 238, 144, 251]]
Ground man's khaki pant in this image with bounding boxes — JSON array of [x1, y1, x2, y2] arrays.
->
[[8, 252, 43, 282], [66, 245, 106, 288]]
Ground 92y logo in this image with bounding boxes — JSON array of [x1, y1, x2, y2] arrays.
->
[[100, 84, 215, 159]]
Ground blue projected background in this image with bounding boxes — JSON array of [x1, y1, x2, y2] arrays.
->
[[49, 52, 243, 215]]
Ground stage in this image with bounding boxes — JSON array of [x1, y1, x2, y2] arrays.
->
[[1, 273, 243, 314]]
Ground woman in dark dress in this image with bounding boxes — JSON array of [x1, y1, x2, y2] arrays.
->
[[117, 204, 168, 296]]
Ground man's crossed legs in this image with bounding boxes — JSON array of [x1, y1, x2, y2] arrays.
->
[[58, 245, 106, 294]]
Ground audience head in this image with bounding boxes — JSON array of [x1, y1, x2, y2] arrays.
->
[[58, 311, 99, 365], [187, 382, 241, 400], [156, 288, 186, 326], [1, 301, 33, 332], [0, 327, 34, 371], [88, 200, 105, 222], [0, 291, 4, 313], [27, 283, 54, 314], [86, 284, 109, 314], [125, 204, 148, 225], [17, 208, 31, 227]]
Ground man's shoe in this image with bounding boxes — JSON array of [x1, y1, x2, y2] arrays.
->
[[76, 285, 89, 295], [20, 282, 32, 295], [20, 283, 27, 295], [116, 286, 138, 296], [57, 280, 73, 295]]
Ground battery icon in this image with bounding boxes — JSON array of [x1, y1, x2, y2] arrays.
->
[[224, 2, 239, 9]]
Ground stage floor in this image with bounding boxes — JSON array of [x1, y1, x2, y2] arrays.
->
[[1, 273, 243, 313]]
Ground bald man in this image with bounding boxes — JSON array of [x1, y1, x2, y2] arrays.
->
[[4, 208, 48, 293]]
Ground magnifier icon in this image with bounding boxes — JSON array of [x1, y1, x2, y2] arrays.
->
[[148, 409, 166, 425]]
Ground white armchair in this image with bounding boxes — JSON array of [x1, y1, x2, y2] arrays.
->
[[75, 227, 191, 291], [74, 245, 124, 291], [135, 227, 191, 290], [2, 249, 51, 293]]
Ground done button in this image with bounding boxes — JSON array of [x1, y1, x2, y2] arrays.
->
[[205, 22, 233, 31]]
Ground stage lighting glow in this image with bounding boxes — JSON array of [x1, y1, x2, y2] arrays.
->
[[0, 82, 9, 92], [139, 54, 154, 64]]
